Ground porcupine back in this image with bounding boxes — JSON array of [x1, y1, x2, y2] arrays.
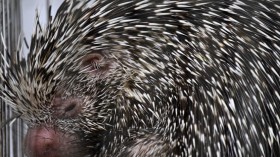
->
[[1, 0, 280, 156]]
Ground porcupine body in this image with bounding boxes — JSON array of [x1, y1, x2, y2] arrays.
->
[[1, 0, 280, 156]]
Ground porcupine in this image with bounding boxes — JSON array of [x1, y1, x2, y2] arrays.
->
[[1, 0, 280, 156]]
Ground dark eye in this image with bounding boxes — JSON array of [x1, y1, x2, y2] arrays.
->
[[51, 93, 83, 119], [64, 102, 77, 112]]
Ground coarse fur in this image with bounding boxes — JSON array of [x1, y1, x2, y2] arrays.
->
[[1, 0, 280, 156]]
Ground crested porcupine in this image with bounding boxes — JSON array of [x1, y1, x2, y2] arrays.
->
[[1, 0, 280, 156]]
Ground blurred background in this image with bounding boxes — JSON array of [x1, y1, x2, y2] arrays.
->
[[0, 0, 63, 156]]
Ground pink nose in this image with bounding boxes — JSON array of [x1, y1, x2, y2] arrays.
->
[[24, 126, 80, 157], [25, 126, 62, 157]]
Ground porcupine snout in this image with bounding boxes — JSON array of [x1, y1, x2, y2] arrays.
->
[[25, 126, 80, 157], [24, 94, 85, 157]]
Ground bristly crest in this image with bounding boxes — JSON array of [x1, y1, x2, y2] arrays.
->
[[0, 0, 95, 123]]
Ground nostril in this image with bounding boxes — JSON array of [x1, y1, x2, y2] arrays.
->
[[65, 103, 76, 112]]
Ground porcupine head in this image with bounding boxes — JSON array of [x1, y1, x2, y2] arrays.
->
[[0, 0, 182, 157]]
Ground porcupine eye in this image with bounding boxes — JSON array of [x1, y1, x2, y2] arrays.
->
[[51, 92, 83, 119]]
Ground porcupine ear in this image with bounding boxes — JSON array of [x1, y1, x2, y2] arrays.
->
[[79, 51, 119, 78], [80, 53, 106, 74]]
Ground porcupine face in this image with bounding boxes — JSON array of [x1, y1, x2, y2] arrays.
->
[[2, 0, 280, 157]]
